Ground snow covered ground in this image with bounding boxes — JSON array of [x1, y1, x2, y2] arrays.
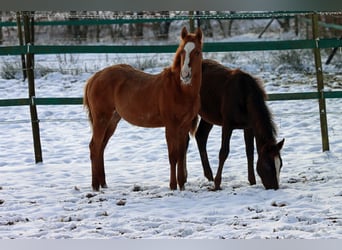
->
[[0, 23, 342, 238]]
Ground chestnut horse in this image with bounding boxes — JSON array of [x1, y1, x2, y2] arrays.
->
[[84, 27, 203, 191], [195, 59, 284, 190]]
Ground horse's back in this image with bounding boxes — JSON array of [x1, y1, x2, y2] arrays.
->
[[89, 64, 149, 88], [86, 64, 167, 127], [201, 59, 266, 127]]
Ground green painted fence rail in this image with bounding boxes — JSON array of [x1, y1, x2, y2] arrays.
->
[[301, 17, 342, 31], [2, 92, 342, 107], [1, 38, 341, 56]]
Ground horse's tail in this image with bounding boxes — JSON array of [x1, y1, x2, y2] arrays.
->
[[83, 77, 93, 126], [189, 115, 199, 137]]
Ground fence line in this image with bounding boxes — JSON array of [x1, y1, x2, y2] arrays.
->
[[2, 91, 342, 108], [0, 11, 311, 27], [1, 38, 341, 56], [0, 11, 341, 162]]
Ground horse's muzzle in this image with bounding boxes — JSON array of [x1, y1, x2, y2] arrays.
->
[[180, 70, 192, 84]]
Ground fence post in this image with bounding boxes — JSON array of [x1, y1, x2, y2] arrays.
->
[[16, 12, 27, 80], [189, 11, 195, 32], [22, 11, 43, 163], [312, 13, 330, 151]]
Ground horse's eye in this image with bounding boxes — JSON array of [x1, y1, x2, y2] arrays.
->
[[195, 51, 200, 56]]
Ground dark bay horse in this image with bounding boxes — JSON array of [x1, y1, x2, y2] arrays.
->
[[195, 59, 284, 190], [84, 27, 203, 191]]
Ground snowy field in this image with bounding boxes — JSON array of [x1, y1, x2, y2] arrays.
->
[[0, 24, 342, 238]]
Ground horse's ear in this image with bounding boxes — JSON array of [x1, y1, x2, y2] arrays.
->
[[181, 27, 188, 39], [277, 138, 285, 151], [195, 28, 203, 42]]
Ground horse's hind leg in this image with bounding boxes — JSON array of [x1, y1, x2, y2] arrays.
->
[[165, 128, 178, 190], [176, 131, 190, 190], [214, 125, 233, 190], [102, 112, 121, 151], [90, 112, 121, 191], [244, 128, 256, 185], [183, 134, 190, 183], [89, 123, 107, 191], [195, 119, 214, 181]]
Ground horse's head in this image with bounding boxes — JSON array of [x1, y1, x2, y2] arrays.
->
[[174, 26, 203, 85], [257, 139, 285, 190]]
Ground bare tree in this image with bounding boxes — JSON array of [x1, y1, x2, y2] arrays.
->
[[67, 11, 88, 43], [152, 11, 172, 40], [0, 12, 2, 44]]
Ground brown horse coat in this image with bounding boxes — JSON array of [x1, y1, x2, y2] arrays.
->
[[84, 27, 203, 191], [195, 59, 284, 190]]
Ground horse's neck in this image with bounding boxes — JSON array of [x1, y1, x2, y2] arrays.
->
[[255, 135, 276, 155], [246, 92, 277, 154], [253, 117, 276, 155]]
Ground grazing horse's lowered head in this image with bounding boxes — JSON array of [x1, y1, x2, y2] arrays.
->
[[257, 139, 285, 190]]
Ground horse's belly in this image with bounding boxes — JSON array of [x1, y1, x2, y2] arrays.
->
[[120, 110, 164, 128], [114, 85, 164, 127], [199, 108, 223, 126]]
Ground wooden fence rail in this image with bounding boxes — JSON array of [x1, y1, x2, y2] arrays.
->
[[2, 92, 342, 108], [1, 38, 341, 55]]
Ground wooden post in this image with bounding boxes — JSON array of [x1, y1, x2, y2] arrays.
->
[[16, 12, 27, 80], [312, 13, 329, 151], [22, 11, 43, 163], [0, 11, 2, 45], [30, 11, 35, 65], [189, 11, 195, 32]]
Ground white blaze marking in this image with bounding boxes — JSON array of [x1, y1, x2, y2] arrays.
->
[[274, 156, 281, 184], [181, 42, 195, 84]]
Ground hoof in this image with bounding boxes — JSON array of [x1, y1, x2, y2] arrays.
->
[[205, 172, 214, 182], [169, 183, 177, 190], [248, 177, 256, 185], [92, 183, 107, 192]]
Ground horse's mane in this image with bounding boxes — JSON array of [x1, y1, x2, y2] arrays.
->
[[171, 38, 187, 73], [203, 58, 277, 144], [243, 73, 277, 143]]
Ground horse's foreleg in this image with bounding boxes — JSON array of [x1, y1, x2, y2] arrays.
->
[[165, 129, 178, 190], [244, 128, 256, 185], [214, 126, 233, 190], [169, 156, 177, 190], [166, 127, 189, 190], [176, 132, 190, 190], [195, 119, 214, 181]]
